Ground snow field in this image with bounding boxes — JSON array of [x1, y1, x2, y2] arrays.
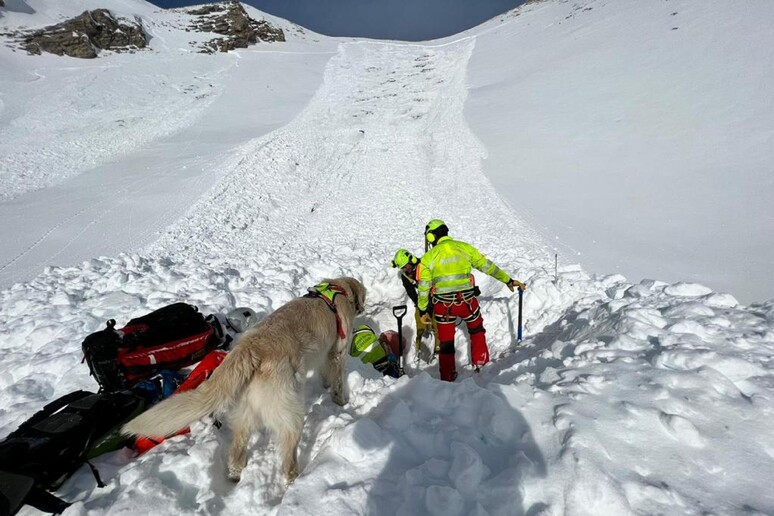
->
[[283, 373, 545, 516], [5, 246, 772, 513], [486, 278, 774, 514], [0, 36, 577, 513], [0, 3, 337, 289], [0, 16, 235, 200], [148, 38, 547, 262], [464, 0, 774, 303]]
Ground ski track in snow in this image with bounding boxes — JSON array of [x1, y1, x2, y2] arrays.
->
[[1, 2, 774, 515]]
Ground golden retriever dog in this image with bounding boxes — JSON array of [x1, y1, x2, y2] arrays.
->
[[122, 277, 366, 483]]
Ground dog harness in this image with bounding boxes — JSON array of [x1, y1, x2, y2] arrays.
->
[[304, 282, 348, 339]]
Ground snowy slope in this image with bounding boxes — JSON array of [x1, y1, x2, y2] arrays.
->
[[1, 1, 774, 515], [464, 0, 774, 304], [0, 0, 337, 287]]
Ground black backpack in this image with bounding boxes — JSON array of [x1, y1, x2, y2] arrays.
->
[[0, 390, 144, 515], [82, 303, 227, 392]]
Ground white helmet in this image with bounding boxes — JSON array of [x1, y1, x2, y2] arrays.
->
[[226, 307, 260, 333]]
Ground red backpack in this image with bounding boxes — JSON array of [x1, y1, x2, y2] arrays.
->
[[82, 303, 227, 392]]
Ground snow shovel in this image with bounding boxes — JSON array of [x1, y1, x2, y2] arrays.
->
[[392, 304, 407, 376]]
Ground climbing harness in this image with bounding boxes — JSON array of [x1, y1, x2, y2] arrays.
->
[[431, 288, 479, 324]]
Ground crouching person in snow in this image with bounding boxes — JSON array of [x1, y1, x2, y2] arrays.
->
[[350, 324, 401, 378], [418, 219, 526, 381], [391, 248, 439, 357]]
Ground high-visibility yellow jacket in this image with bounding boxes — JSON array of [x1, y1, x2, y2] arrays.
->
[[350, 325, 389, 365], [417, 236, 510, 312]]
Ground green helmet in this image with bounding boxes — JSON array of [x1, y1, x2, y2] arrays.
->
[[425, 218, 448, 244], [391, 249, 418, 269]]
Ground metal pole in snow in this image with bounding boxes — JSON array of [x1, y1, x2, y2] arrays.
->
[[517, 287, 523, 342]]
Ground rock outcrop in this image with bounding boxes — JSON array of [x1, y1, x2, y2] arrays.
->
[[21, 9, 147, 58], [188, 1, 284, 53], [7, 2, 284, 58]]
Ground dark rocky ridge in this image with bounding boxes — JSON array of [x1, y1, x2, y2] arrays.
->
[[6, 1, 285, 58], [188, 1, 285, 53], [21, 9, 147, 58]]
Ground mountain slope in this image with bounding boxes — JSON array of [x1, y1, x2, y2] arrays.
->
[[464, 0, 774, 303], [0, 0, 336, 287]]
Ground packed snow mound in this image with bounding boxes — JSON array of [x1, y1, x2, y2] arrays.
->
[[2, 251, 772, 514]]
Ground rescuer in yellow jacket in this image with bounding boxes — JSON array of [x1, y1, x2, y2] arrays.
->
[[417, 219, 526, 381], [350, 324, 400, 378]]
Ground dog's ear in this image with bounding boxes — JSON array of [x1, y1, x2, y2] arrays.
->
[[338, 277, 366, 314], [352, 279, 366, 314]]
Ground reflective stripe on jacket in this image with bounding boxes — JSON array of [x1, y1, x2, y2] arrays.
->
[[417, 236, 510, 312]]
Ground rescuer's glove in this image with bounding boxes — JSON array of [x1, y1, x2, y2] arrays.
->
[[507, 279, 527, 292]]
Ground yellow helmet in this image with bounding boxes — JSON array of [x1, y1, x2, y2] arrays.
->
[[391, 249, 418, 269], [425, 218, 448, 244]]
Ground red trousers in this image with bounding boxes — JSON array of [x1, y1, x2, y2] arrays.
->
[[433, 295, 488, 381]]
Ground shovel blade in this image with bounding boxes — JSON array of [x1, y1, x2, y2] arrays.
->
[[418, 330, 436, 364]]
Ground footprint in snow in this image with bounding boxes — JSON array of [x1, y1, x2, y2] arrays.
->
[[658, 412, 705, 447]]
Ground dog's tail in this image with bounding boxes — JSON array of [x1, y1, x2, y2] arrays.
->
[[122, 345, 257, 438]]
